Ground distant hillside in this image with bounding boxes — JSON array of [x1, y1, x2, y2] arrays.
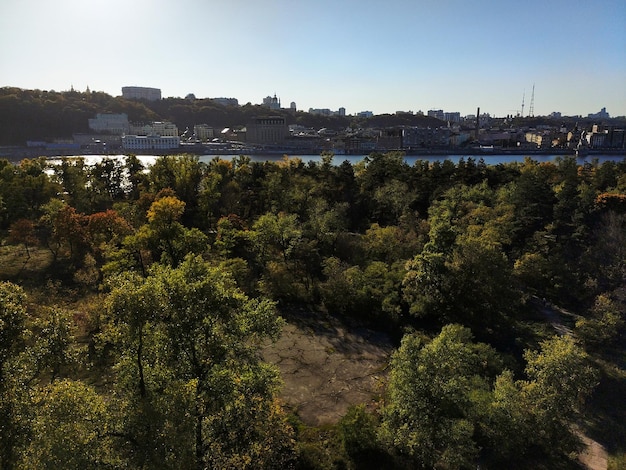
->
[[0, 87, 444, 145], [2, 87, 623, 146]]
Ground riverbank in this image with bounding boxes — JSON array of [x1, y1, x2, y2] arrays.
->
[[1, 145, 624, 165]]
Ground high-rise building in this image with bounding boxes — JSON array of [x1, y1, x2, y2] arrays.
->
[[444, 112, 461, 123], [428, 109, 445, 120]]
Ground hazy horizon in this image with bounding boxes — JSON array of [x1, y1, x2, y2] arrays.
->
[[2, 0, 625, 118]]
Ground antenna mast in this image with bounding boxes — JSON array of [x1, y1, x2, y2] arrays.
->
[[521, 90, 525, 118], [529, 83, 535, 117]]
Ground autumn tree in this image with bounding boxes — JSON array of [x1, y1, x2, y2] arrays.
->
[[116, 194, 209, 268], [7, 219, 38, 259]]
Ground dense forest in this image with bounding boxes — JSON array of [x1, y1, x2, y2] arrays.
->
[[1, 152, 625, 469]]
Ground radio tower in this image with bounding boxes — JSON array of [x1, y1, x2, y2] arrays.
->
[[521, 90, 525, 118], [529, 83, 535, 117]]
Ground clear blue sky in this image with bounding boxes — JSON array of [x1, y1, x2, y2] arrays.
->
[[2, 0, 625, 117]]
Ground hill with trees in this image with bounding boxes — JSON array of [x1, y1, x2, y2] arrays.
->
[[1, 152, 625, 469], [0, 87, 449, 146]]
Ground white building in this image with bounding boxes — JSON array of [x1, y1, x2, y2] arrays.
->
[[444, 112, 461, 123], [129, 121, 178, 136], [121, 135, 180, 151], [88, 113, 129, 135], [194, 124, 214, 141], [428, 109, 445, 120], [122, 86, 162, 101], [262, 94, 281, 110]]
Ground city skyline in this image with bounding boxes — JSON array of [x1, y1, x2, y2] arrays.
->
[[1, 0, 625, 118]]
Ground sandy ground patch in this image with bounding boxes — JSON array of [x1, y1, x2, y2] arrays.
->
[[262, 310, 394, 426]]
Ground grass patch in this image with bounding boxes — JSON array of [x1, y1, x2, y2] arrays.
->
[[0, 244, 54, 280]]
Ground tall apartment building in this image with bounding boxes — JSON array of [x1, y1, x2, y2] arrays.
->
[[444, 112, 461, 123], [428, 109, 445, 120], [122, 86, 162, 101]]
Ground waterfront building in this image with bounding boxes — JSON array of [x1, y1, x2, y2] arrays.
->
[[525, 131, 553, 149], [246, 116, 288, 145], [586, 131, 607, 148], [129, 121, 178, 137], [88, 113, 129, 135], [121, 135, 180, 151], [73, 133, 122, 150], [122, 86, 162, 101], [194, 124, 214, 141]]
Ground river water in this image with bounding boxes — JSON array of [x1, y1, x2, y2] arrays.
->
[[48, 153, 626, 167]]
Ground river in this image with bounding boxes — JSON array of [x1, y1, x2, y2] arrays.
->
[[46, 153, 626, 168]]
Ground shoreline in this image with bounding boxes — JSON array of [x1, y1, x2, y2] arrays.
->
[[1, 145, 624, 164]]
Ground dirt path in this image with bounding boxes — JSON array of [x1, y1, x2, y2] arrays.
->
[[532, 297, 608, 470], [578, 431, 609, 470], [262, 310, 394, 426]]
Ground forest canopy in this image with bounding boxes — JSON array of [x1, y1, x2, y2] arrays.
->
[[1, 152, 625, 469]]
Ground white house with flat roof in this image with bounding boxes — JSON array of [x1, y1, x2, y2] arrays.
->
[[121, 135, 180, 151]]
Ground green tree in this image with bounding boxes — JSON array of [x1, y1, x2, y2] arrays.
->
[[87, 157, 126, 210], [105, 256, 294, 469], [252, 212, 317, 302], [339, 405, 389, 469], [19, 379, 117, 469], [52, 158, 90, 213], [524, 335, 597, 420], [0, 282, 28, 470], [147, 155, 204, 217], [0, 158, 59, 228], [505, 159, 557, 251], [379, 325, 500, 469], [131, 194, 209, 266], [575, 293, 625, 351]]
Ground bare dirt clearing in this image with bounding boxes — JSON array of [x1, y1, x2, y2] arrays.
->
[[262, 310, 394, 426]]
